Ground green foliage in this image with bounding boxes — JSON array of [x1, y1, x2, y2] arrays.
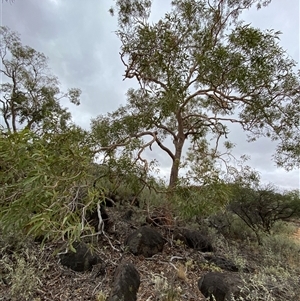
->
[[270, 220, 297, 236], [233, 230, 300, 301], [0, 127, 99, 244], [209, 211, 257, 242], [266, 237, 300, 269], [98, 0, 300, 188], [228, 185, 300, 243], [92, 149, 160, 203], [5, 256, 40, 300], [173, 182, 232, 219], [207, 213, 300, 301], [0, 26, 81, 134]]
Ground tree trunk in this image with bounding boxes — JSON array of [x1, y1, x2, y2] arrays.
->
[[11, 76, 18, 133], [168, 136, 185, 188]]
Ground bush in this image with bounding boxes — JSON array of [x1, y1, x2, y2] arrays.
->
[[173, 182, 232, 220], [228, 185, 300, 244], [0, 233, 45, 301], [233, 272, 299, 301], [0, 128, 99, 245], [214, 212, 257, 242], [261, 234, 300, 270]]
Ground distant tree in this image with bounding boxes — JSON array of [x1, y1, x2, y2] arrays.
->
[[0, 26, 81, 134], [228, 185, 300, 244], [92, 0, 300, 188]]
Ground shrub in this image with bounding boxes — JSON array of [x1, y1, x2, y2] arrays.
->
[[233, 272, 299, 301], [0, 234, 45, 301], [261, 234, 300, 270], [228, 185, 300, 244], [0, 128, 99, 245], [207, 210, 257, 243], [173, 182, 232, 220]]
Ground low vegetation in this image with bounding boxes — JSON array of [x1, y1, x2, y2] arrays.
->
[[1, 0, 300, 299], [1, 164, 299, 300]]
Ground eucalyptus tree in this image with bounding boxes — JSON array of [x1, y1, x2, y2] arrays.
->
[[0, 27, 90, 243], [0, 26, 81, 134], [92, 0, 300, 188]]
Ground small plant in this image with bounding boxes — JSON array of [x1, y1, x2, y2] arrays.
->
[[271, 220, 297, 236], [0, 232, 52, 301], [161, 288, 181, 301], [151, 273, 181, 301], [9, 256, 41, 301], [198, 261, 223, 272], [232, 272, 298, 301], [0, 245, 42, 301], [95, 291, 107, 301], [176, 263, 187, 282]]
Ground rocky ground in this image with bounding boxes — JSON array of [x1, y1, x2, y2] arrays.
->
[[1, 203, 300, 301]]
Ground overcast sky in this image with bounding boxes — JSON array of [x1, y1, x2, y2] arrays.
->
[[1, 0, 299, 190]]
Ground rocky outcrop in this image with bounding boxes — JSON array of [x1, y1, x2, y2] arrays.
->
[[59, 241, 103, 272], [108, 262, 140, 301], [198, 272, 244, 301], [174, 228, 214, 252], [125, 226, 166, 257]]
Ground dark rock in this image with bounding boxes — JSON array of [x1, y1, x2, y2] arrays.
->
[[174, 228, 213, 252], [108, 262, 140, 301], [198, 272, 243, 301], [125, 226, 166, 257], [204, 255, 239, 272], [59, 241, 103, 272]]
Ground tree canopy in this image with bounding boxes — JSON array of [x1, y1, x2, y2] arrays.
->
[[0, 26, 81, 134], [0, 27, 90, 244], [92, 0, 300, 188], [0, 2, 299, 250]]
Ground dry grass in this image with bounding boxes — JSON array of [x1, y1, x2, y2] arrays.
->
[[292, 227, 300, 243], [176, 263, 187, 282], [1, 207, 299, 301], [0, 207, 207, 301]]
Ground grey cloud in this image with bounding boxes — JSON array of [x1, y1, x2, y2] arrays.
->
[[1, 0, 299, 189]]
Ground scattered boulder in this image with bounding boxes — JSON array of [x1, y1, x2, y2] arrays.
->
[[59, 241, 103, 272], [204, 255, 255, 273], [108, 262, 140, 301], [204, 255, 239, 272], [198, 272, 244, 301], [125, 226, 166, 257], [174, 228, 213, 252]]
